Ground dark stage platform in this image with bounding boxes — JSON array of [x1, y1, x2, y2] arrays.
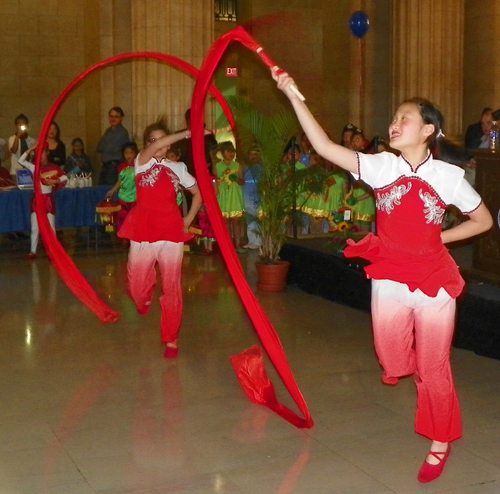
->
[[280, 237, 500, 361]]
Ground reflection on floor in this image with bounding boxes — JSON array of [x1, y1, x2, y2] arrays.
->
[[1, 237, 500, 493]]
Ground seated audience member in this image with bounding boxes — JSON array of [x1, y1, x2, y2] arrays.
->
[[465, 107, 493, 149], [8, 113, 35, 177], [350, 129, 370, 151], [65, 138, 94, 176], [340, 123, 357, 149], [46, 121, 66, 168], [298, 131, 313, 166]]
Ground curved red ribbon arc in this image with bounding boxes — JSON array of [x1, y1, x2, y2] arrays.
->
[[33, 52, 235, 323], [191, 26, 313, 428]]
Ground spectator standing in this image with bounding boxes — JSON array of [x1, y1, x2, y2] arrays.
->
[[242, 145, 262, 249], [8, 113, 35, 177], [46, 121, 66, 169], [176, 108, 217, 211], [19, 142, 67, 258], [106, 141, 138, 236], [97, 107, 130, 185]]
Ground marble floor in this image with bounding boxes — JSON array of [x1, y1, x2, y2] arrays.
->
[[1, 238, 500, 493]]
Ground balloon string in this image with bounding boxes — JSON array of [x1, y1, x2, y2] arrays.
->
[[358, 37, 366, 131]]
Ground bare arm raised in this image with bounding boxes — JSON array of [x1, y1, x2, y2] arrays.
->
[[273, 70, 358, 174], [138, 130, 191, 166]]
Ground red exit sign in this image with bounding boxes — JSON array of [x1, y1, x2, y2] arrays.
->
[[226, 67, 238, 77]]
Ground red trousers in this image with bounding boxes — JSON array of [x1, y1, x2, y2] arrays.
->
[[127, 240, 184, 343], [371, 279, 461, 443]]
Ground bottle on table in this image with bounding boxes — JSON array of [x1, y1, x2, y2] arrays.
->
[[489, 120, 499, 150]]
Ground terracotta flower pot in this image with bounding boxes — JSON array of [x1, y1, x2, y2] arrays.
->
[[255, 260, 291, 292]]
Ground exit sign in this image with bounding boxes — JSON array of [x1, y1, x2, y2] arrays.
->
[[226, 67, 238, 77]]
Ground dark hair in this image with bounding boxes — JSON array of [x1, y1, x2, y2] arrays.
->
[[340, 123, 358, 146], [168, 146, 181, 158], [71, 137, 84, 147], [122, 141, 138, 157], [143, 116, 170, 148], [351, 129, 365, 139], [15, 113, 28, 125], [405, 97, 472, 167], [184, 108, 191, 122], [109, 106, 124, 117], [283, 136, 300, 154], [219, 141, 236, 153], [49, 121, 61, 141], [482, 107, 493, 116]]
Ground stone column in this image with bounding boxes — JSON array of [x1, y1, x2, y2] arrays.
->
[[131, 0, 214, 141], [392, 0, 464, 140]]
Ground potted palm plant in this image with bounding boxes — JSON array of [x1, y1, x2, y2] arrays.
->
[[226, 96, 328, 291]]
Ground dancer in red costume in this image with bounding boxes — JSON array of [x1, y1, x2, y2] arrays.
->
[[118, 120, 203, 358], [275, 71, 493, 482], [19, 142, 67, 259]]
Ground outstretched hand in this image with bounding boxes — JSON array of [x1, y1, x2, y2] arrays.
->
[[271, 68, 305, 101]]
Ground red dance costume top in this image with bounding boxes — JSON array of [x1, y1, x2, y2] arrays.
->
[[344, 152, 482, 298], [118, 156, 196, 243], [18, 154, 67, 215]]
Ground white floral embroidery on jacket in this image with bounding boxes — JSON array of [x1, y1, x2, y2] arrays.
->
[[419, 189, 445, 224], [376, 183, 412, 214], [139, 166, 161, 187]]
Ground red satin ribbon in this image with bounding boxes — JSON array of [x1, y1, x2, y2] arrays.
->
[[36, 36, 313, 429], [33, 52, 234, 323], [191, 26, 313, 428]]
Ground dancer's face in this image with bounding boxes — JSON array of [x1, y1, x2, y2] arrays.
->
[[389, 102, 434, 151], [147, 129, 168, 159]]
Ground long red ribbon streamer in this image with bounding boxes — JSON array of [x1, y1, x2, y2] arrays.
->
[[191, 26, 313, 428], [34, 52, 234, 323]]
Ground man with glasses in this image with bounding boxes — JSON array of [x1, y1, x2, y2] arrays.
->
[[97, 107, 130, 185]]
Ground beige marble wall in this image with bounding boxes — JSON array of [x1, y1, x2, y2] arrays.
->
[[463, 1, 499, 133], [392, 0, 464, 141], [0, 0, 87, 152], [130, 0, 214, 141]]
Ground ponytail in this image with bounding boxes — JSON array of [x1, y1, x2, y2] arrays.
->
[[406, 97, 473, 167], [432, 135, 473, 168]]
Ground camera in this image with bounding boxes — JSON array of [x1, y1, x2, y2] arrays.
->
[[20, 125, 27, 131]]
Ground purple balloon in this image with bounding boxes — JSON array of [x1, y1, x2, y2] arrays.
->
[[349, 11, 370, 39]]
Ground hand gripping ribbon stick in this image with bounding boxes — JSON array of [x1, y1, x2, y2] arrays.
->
[[254, 46, 305, 101]]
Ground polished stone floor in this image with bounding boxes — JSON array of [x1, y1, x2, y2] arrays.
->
[[1, 237, 500, 493]]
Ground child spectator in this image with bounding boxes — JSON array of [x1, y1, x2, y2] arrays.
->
[[215, 141, 246, 253], [65, 138, 94, 176], [19, 142, 67, 258], [106, 141, 138, 235], [242, 146, 262, 249]]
